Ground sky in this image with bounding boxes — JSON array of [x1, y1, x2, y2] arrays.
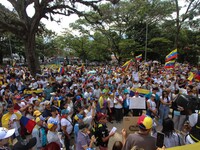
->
[[0, 0, 188, 35], [0, 0, 84, 35]]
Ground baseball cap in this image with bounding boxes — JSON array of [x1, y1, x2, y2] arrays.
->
[[35, 116, 46, 123], [33, 110, 41, 117], [47, 120, 58, 130], [61, 109, 69, 115], [15, 95, 21, 100], [137, 115, 153, 130], [74, 114, 84, 121], [13, 137, 37, 150], [115, 92, 119, 96], [50, 92, 56, 96], [151, 94, 156, 97], [124, 89, 129, 94], [97, 112, 107, 121], [0, 127, 15, 140], [44, 100, 50, 105], [76, 95, 82, 100]]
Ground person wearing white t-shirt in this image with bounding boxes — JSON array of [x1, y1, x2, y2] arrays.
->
[[114, 92, 123, 123], [61, 109, 73, 150], [29, 92, 38, 104], [146, 94, 157, 118], [184, 109, 200, 144], [47, 121, 61, 147], [84, 87, 92, 105], [47, 107, 60, 131], [107, 93, 114, 123], [159, 91, 171, 125], [93, 85, 101, 99], [56, 74, 63, 84]]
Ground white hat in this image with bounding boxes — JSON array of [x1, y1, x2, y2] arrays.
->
[[0, 127, 15, 140], [44, 100, 50, 105], [50, 92, 56, 96]]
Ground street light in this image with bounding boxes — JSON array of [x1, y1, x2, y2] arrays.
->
[[8, 37, 13, 64], [144, 21, 148, 62]]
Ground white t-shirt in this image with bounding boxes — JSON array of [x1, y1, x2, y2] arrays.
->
[[107, 97, 114, 108], [160, 96, 171, 103], [114, 96, 123, 109], [189, 113, 198, 127], [147, 99, 156, 111], [48, 115, 60, 131], [56, 76, 63, 84], [47, 130, 61, 146], [93, 89, 101, 99], [10, 113, 21, 136], [29, 96, 38, 104], [61, 116, 73, 134]]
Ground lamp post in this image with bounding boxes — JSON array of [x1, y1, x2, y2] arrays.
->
[[144, 21, 148, 62], [8, 37, 13, 65]]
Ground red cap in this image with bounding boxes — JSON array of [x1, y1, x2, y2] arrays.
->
[[15, 95, 21, 100], [97, 113, 107, 121]]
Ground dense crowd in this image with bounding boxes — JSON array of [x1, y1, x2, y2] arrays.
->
[[0, 61, 199, 150]]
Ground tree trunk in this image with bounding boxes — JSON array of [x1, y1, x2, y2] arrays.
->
[[0, 51, 3, 64], [24, 32, 41, 77], [175, 0, 180, 49]]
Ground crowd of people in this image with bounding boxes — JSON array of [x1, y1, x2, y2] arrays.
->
[[0, 61, 199, 150]]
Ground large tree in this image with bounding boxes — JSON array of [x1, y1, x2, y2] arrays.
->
[[174, 0, 200, 48], [0, 0, 118, 76], [70, 0, 175, 63]]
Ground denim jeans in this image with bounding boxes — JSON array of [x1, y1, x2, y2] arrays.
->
[[159, 105, 170, 125]]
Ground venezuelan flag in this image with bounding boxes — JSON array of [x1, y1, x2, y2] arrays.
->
[[58, 67, 64, 74], [188, 72, 194, 81], [165, 49, 178, 62], [164, 60, 175, 69], [195, 71, 200, 81], [121, 59, 132, 72], [136, 54, 142, 61], [87, 74, 94, 81], [76, 64, 84, 74], [20, 116, 36, 133], [129, 88, 150, 97]]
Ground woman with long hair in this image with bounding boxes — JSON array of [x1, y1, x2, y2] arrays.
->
[[159, 91, 171, 125], [25, 104, 34, 120], [161, 118, 184, 148]]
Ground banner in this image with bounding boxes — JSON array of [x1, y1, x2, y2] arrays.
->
[[129, 97, 146, 109]]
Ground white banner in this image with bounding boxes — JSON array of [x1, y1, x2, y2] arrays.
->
[[129, 97, 146, 109]]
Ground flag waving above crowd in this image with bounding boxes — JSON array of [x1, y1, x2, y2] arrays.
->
[[165, 49, 178, 62], [121, 59, 133, 72], [136, 54, 142, 61], [165, 49, 178, 69]]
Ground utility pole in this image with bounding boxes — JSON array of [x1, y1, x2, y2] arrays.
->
[[145, 22, 148, 62], [8, 37, 13, 65]]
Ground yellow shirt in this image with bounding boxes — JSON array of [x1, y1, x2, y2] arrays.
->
[[1, 111, 22, 129]]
